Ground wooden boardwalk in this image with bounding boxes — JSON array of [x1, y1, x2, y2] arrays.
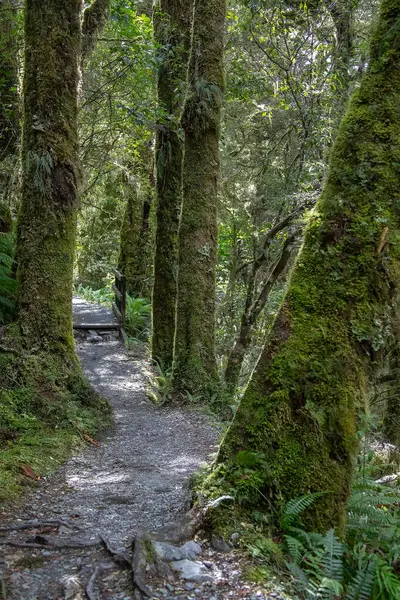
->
[[72, 297, 120, 330]]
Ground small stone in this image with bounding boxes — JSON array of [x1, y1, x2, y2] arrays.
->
[[231, 532, 240, 542], [211, 535, 231, 553], [184, 583, 196, 591], [203, 561, 213, 569], [171, 559, 213, 583]]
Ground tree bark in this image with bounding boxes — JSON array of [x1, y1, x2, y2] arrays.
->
[[171, 0, 227, 400], [119, 154, 155, 299], [81, 0, 110, 61], [217, 0, 400, 531], [224, 234, 296, 394], [16, 0, 84, 356], [0, 0, 19, 159], [151, 0, 193, 369], [0, 0, 20, 215]]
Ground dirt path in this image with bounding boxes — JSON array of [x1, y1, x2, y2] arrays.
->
[[0, 300, 220, 599], [0, 301, 289, 600]]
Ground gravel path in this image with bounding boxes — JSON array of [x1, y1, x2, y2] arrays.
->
[[0, 300, 220, 599]]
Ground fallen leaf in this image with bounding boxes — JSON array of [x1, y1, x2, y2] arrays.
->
[[20, 465, 40, 480], [82, 429, 99, 446]]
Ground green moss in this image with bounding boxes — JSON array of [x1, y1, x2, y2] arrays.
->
[[212, 0, 400, 532], [0, 340, 112, 504], [119, 151, 155, 300], [171, 0, 227, 401], [152, 0, 192, 369]]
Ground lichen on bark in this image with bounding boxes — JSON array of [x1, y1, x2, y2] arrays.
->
[[216, 0, 400, 531], [171, 0, 227, 400]]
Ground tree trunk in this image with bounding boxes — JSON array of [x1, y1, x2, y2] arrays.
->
[[119, 156, 154, 299], [217, 0, 400, 531], [81, 0, 110, 61], [0, 0, 19, 161], [0, 0, 20, 216], [224, 236, 296, 394], [171, 0, 227, 400], [152, 0, 193, 369], [16, 0, 83, 356]]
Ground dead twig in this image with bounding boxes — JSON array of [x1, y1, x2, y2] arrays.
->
[[0, 519, 80, 534], [0, 534, 100, 549]]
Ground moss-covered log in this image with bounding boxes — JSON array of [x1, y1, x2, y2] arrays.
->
[[151, 0, 193, 369], [171, 0, 227, 399], [217, 0, 400, 531]]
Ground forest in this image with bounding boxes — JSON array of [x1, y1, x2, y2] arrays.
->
[[1, 0, 400, 598]]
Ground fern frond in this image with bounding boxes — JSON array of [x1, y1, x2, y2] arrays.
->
[[345, 559, 375, 600], [284, 534, 306, 565], [281, 492, 326, 529], [321, 529, 344, 580]]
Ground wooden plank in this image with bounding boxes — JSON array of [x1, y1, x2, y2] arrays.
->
[[114, 267, 124, 281], [112, 301, 123, 323], [120, 327, 128, 345], [73, 323, 120, 330], [112, 284, 122, 301]]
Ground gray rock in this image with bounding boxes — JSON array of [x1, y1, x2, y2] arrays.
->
[[88, 335, 102, 344], [154, 540, 202, 562], [181, 541, 202, 560], [211, 535, 232, 553], [170, 560, 213, 583]]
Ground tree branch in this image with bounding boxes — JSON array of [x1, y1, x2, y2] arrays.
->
[[82, 0, 111, 61]]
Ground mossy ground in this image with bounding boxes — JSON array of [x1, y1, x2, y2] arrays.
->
[[0, 337, 112, 503]]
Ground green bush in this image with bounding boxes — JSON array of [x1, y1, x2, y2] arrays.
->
[[75, 282, 113, 305], [125, 295, 151, 340]]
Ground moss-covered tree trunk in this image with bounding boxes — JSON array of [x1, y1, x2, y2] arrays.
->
[[16, 0, 83, 356], [0, 0, 19, 219], [0, 0, 19, 161], [171, 0, 227, 400], [217, 0, 400, 531], [119, 156, 155, 299], [151, 0, 193, 369]]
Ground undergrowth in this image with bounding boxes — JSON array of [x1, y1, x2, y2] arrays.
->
[[235, 449, 400, 599], [0, 344, 112, 503]]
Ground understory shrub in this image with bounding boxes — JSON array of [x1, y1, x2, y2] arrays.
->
[[282, 451, 400, 599]]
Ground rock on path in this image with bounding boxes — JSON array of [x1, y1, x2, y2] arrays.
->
[[0, 300, 219, 599]]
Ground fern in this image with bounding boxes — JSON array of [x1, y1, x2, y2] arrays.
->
[[281, 492, 326, 529], [321, 529, 344, 581], [284, 449, 400, 599], [345, 559, 375, 600]]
